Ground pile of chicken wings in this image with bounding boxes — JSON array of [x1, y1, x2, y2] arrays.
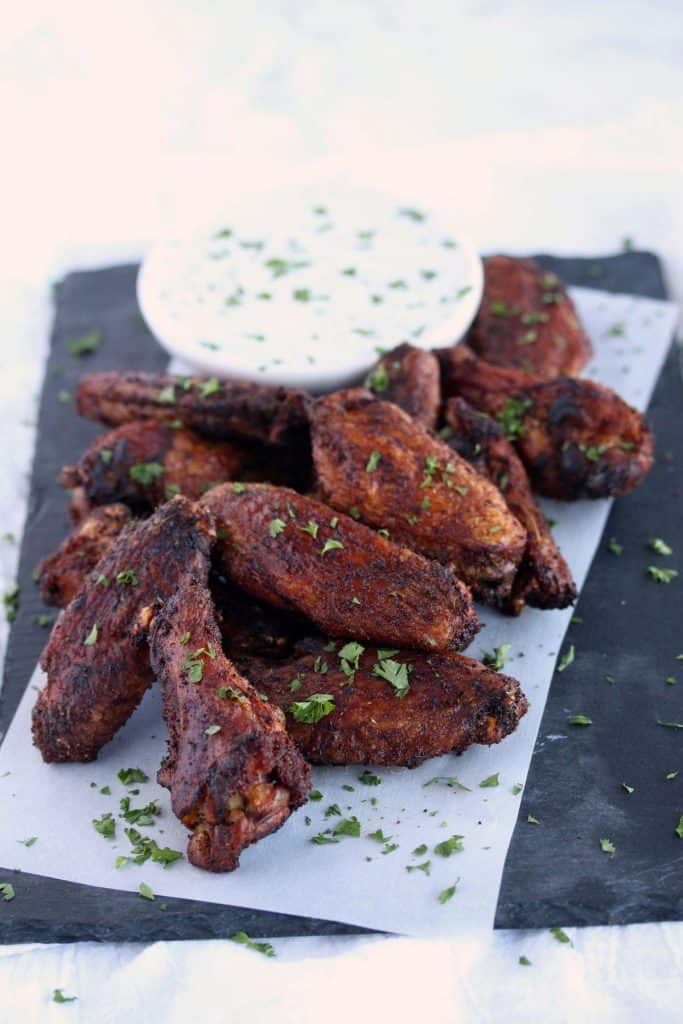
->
[[32, 255, 654, 872]]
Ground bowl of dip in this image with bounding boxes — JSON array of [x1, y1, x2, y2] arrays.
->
[[137, 184, 483, 391]]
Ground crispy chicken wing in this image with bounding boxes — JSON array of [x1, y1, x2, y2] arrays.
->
[[202, 482, 479, 651], [364, 342, 441, 428], [150, 568, 311, 872], [467, 255, 592, 378], [32, 497, 214, 762], [59, 421, 248, 515], [77, 371, 311, 447], [444, 397, 576, 614], [310, 389, 526, 602], [438, 345, 654, 499], [38, 503, 134, 608], [237, 642, 528, 767]]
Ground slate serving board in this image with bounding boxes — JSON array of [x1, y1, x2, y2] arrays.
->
[[0, 254, 679, 943]]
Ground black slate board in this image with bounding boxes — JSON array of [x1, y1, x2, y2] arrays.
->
[[0, 254, 678, 943]]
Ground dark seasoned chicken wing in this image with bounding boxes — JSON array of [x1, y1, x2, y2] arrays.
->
[[77, 371, 311, 447], [310, 389, 526, 602], [202, 482, 479, 651], [237, 643, 528, 767], [150, 582, 310, 872], [444, 397, 576, 614], [438, 345, 654, 499], [59, 421, 248, 515], [32, 497, 214, 762], [364, 342, 441, 428], [467, 255, 592, 378], [38, 503, 133, 608]]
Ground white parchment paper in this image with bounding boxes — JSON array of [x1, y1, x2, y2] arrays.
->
[[0, 288, 678, 936]]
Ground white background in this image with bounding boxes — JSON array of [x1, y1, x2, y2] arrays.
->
[[1, 3, 682, 1022]]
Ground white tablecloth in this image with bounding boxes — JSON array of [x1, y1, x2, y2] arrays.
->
[[1, 4, 682, 1020]]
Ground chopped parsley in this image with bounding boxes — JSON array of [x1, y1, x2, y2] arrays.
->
[[3, 584, 19, 623], [365, 364, 390, 393], [608, 538, 623, 556], [138, 882, 155, 901], [268, 517, 287, 538], [438, 882, 458, 905], [157, 385, 176, 403], [129, 462, 164, 485], [119, 797, 160, 826], [199, 377, 220, 398], [648, 567, 678, 583], [52, 989, 77, 1004], [406, 860, 431, 875], [117, 767, 149, 786], [67, 329, 101, 357], [650, 538, 673, 556], [230, 931, 276, 957], [367, 828, 392, 843], [479, 772, 500, 788], [118, 828, 182, 868], [434, 835, 464, 857], [205, 724, 221, 736], [622, 783, 635, 795], [182, 645, 216, 683], [232, 482, 246, 493], [675, 817, 683, 840], [93, 812, 116, 838], [115, 569, 138, 586], [372, 654, 412, 697], [300, 520, 319, 538], [365, 450, 382, 473], [557, 645, 575, 672], [423, 775, 471, 792], [338, 641, 364, 681], [550, 926, 572, 945], [519, 956, 532, 966], [320, 539, 344, 555], [568, 714, 592, 726], [19, 837, 37, 847], [599, 838, 616, 854], [289, 693, 335, 723], [0, 883, 15, 901], [311, 833, 339, 845], [333, 817, 361, 838], [359, 770, 381, 786], [100, 449, 113, 465], [496, 397, 532, 440], [83, 623, 99, 646], [527, 815, 540, 825], [481, 644, 510, 671]]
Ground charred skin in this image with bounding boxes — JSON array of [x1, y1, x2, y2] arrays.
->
[[76, 371, 312, 448], [210, 573, 313, 661], [38, 504, 134, 608], [364, 343, 441, 428], [237, 643, 528, 767], [59, 420, 249, 515], [438, 345, 654, 500], [467, 256, 592, 378], [150, 583, 310, 872], [310, 388, 526, 601], [444, 398, 576, 614], [202, 482, 479, 652], [32, 497, 214, 763]]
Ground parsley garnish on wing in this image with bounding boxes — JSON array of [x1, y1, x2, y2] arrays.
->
[[372, 652, 412, 697], [365, 450, 382, 473], [496, 397, 532, 440], [289, 693, 335, 723], [129, 462, 164, 485]]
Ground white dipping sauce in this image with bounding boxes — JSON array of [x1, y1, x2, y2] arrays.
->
[[137, 186, 483, 390]]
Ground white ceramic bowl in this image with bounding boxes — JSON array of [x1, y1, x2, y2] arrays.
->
[[137, 184, 483, 391]]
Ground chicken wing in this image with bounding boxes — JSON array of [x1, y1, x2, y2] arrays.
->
[[236, 642, 528, 767], [32, 497, 214, 762], [59, 420, 248, 515], [363, 342, 441, 428], [438, 345, 654, 499], [467, 255, 592, 378], [310, 388, 526, 602], [76, 371, 311, 447], [444, 397, 576, 614], [149, 566, 311, 871], [202, 482, 479, 651], [38, 503, 134, 608]]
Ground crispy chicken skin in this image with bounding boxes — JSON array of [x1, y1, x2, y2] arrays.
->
[[38, 504, 134, 608], [150, 583, 311, 872], [444, 398, 576, 614], [310, 389, 526, 602], [202, 482, 479, 652], [77, 371, 311, 447], [467, 255, 592, 378], [59, 421, 247, 515], [32, 497, 214, 763], [237, 643, 528, 767], [211, 574, 311, 660], [438, 345, 654, 499], [364, 343, 441, 428]]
